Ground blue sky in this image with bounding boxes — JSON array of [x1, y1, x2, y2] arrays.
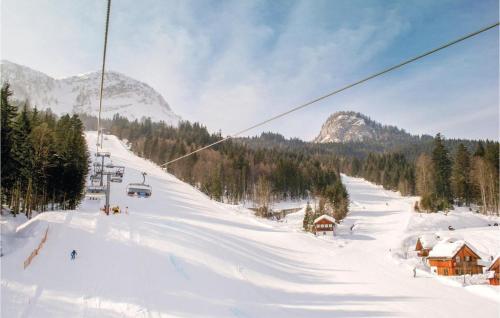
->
[[2, 0, 498, 140]]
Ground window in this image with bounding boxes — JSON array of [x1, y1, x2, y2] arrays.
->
[[465, 256, 471, 262], [455, 256, 460, 263]]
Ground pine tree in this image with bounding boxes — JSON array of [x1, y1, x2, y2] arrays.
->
[[1, 83, 18, 205], [451, 144, 472, 206], [11, 104, 35, 213], [30, 122, 55, 212], [431, 133, 452, 210], [474, 141, 485, 157]]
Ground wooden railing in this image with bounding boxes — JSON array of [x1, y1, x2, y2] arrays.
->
[[23, 227, 49, 269]]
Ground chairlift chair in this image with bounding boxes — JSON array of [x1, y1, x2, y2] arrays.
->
[[93, 162, 103, 174], [126, 172, 152, 198], [111, 175, 123, 183], [90, 174, 101, 183], [95, 151, 111, 158], [109, 165, 124, 183], [85, 185, 106, 200]]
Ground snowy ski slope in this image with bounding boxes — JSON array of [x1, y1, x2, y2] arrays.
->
[[1, 132, 498, 317]]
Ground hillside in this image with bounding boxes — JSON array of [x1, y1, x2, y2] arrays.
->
[[0, 60, 181, 125], [1, 132, 498, 317]]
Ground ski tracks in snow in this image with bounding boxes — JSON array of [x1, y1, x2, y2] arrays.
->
[[233, 264, 298, 318]]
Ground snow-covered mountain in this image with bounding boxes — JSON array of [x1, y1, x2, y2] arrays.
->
[[0, 60, 181, 125], [314, 111, 411, 143]]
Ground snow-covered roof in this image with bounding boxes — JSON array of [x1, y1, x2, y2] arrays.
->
[[487, 254, 500, 270], [417, 234, 439, 249], [428, 240, 480, 259], [314, 214, 336, 224]]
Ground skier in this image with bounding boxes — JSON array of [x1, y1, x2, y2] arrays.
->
[[71, 250, 77, 260], [125, 206, 129, 214], [413, 267, 416, 278]]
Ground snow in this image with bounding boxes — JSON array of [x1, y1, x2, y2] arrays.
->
[[313, 214, 335, 224], [242, 198, 310, 211], [1, 132, 499, 317], [417, 234, 439, 249], [428, 240, 469, 258]]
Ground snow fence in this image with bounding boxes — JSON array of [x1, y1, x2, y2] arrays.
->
[[23, 226, 49, 269]]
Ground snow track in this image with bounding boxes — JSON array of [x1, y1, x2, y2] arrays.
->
[[1, 132, 498, 317]]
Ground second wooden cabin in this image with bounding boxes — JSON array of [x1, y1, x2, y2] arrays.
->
[[487, 255, 500, 285], [415, 234, 439, 257], [427, 240, 485, 276]]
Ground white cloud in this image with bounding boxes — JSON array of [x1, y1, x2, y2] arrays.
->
[[1, 0, 498, 140]]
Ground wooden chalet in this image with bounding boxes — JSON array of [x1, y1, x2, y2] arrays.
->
[[427, 240, 485, 276], [415, 234, 438, 257], [313, 214, 335, 235], [487, 255, 500, 285]]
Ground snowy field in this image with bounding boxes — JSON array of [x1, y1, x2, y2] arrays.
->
[[1, 132, 499, 317]]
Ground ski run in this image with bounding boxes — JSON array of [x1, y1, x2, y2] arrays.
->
[[1, 132, 499, 318]]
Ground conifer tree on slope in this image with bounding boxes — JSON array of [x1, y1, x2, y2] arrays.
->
[[11, 104, 36, 214], [54, 114, 89, 209], [431, 133, 452, 209], [1, 83, 17, 204], [451, 143, 472, 206]]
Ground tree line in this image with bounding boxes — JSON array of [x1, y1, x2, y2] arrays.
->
[[343, 153, 415, 196], [414, 134, 498, 214], [82, 112, 499, 217], [80, 113, 349, 220], [1, 84, 89, 218], [341, 134, 499, 214], [240, 130, 498, 215]]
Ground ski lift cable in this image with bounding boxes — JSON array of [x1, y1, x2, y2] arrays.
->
[[160, 22, 499, 168], [96, 0, 112, 152]]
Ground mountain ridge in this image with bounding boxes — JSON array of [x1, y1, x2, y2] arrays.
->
[[0, 60, 181, 125]]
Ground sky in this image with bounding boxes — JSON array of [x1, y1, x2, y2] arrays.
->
[[1, 0, 499, 141]]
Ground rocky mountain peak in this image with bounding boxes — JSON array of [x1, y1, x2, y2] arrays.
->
[[314, 111, 410, 143]]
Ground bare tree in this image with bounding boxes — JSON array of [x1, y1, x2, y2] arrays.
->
[[472, 157, 499, 215], [254, 176, 272, 217], [415, 154, 435, 196]]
